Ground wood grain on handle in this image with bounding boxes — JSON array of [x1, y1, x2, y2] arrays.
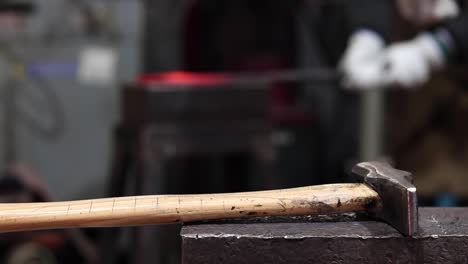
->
[[0, 183, 379, 233]]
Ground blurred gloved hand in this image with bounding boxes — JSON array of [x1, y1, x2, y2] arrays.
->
[[383, 33, 447, 88], [339, 30, 387, 90]]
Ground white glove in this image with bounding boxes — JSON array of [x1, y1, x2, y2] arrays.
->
[[432, 0, 459, 21], [383, 33, 446, 88], [339, 30, 387, 90]]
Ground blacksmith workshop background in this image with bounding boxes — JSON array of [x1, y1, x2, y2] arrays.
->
[[0, 0, 467, 263]]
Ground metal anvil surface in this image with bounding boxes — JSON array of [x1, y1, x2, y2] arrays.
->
[[181, 208, 468, 263]]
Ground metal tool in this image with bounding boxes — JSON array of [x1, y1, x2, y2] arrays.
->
[[351, 161, 417, 236], [0, 161, 417, 235]]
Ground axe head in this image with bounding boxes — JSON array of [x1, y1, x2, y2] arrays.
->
[[352, 161, 418, 236]]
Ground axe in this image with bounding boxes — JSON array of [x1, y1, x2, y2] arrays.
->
[[0, 161, 417, 236]]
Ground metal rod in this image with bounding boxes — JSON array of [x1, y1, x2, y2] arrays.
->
[[225, 68, 339, 85], [359, 89, 385, 161], [3, 79, 17, 165]]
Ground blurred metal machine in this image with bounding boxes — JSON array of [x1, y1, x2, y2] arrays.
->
[[103, 72, 274, 264], [0, 0, 143, 199], [0, 0, 36, 175]]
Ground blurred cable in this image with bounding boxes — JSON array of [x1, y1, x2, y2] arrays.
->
[[15, 74, 66, 140], [0, 41, 65, 165]]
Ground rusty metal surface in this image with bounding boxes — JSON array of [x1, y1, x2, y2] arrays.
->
[[181, 208, 468, 263]]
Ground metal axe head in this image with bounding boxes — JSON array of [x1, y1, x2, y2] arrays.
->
[[352, 161, 418, 236]]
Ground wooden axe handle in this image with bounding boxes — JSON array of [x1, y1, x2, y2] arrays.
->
[[0, 183, 378, 232]]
